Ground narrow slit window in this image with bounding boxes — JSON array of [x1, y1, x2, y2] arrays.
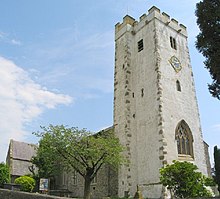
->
[[138, 39, 144, 52], [141, 88, 144, 97], [176, 80, 181, 91]]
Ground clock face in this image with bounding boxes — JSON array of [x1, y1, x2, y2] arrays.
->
[[169, 56, 182, 72]]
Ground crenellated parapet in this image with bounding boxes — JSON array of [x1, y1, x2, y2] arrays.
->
[[115, 6, 187, 40]]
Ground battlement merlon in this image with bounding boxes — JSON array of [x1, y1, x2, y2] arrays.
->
[[115, 6, 187, 40]]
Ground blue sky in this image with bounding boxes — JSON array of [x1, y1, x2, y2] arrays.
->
[[0, 0, 219, 165]]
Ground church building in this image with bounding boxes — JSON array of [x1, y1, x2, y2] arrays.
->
[[25, 6, 210, 199]]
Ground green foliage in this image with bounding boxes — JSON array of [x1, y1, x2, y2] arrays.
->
[[195, 0, 220, 99], [214, 145, 220, 193], [31, 141, 61, 179], [33, 125, 124, 199], [160, 161, 213, 198], [0, 162, 10, 187], [14, 176, 36, 192]]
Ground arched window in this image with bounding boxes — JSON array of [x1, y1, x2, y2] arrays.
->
[[175, 120, 193, 157], [176, 80, 181, 92]]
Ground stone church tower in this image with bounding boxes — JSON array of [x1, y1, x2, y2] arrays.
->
[[113, 6, 208, 198]]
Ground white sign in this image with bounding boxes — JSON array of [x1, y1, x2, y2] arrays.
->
[[39, 178, 49, 191]]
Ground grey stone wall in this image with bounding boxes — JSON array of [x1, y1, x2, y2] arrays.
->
[[203, 141, 212, 177], [58, 165, 118, 199], [0, 188, 71, 199]]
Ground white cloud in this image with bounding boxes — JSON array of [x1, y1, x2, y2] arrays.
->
[[0, 31, 22, 46], [11, 39, 22, 45], [0, 56, 73, 161], [0, 31, 6, 39]]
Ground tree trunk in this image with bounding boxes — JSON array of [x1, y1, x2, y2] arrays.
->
[[84, 174, 92, 199]]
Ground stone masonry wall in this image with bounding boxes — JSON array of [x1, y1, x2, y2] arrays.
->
[[0, 189, 70, 199], [57, 164, 118, 199]]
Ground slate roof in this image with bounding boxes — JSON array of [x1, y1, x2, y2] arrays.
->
[[10, 140, 37, 161], [6, 140, 38, 176]]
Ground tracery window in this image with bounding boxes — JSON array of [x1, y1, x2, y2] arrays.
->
[[175, 120, 193, 158]]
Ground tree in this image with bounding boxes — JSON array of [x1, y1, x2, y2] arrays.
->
[[195, 0, 220, 99], [214, 146, 220, 194], [15, 176, 36, 192], [160, 161, 213, 198], [31, 141, 61, 180], [0, 162, 10, 187], [33, 125, 124, 199]]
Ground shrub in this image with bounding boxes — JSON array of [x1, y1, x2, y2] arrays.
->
[[160, 161, 213, 198], [0, 162, 10, 187], [15, 175, 36, 192]]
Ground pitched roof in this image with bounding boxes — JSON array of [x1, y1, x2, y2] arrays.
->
[[10, 139, 37, 161]]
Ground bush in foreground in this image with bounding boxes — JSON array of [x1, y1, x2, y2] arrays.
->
[[160, 161, 214, 198], [15, 175, 36, 192]]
